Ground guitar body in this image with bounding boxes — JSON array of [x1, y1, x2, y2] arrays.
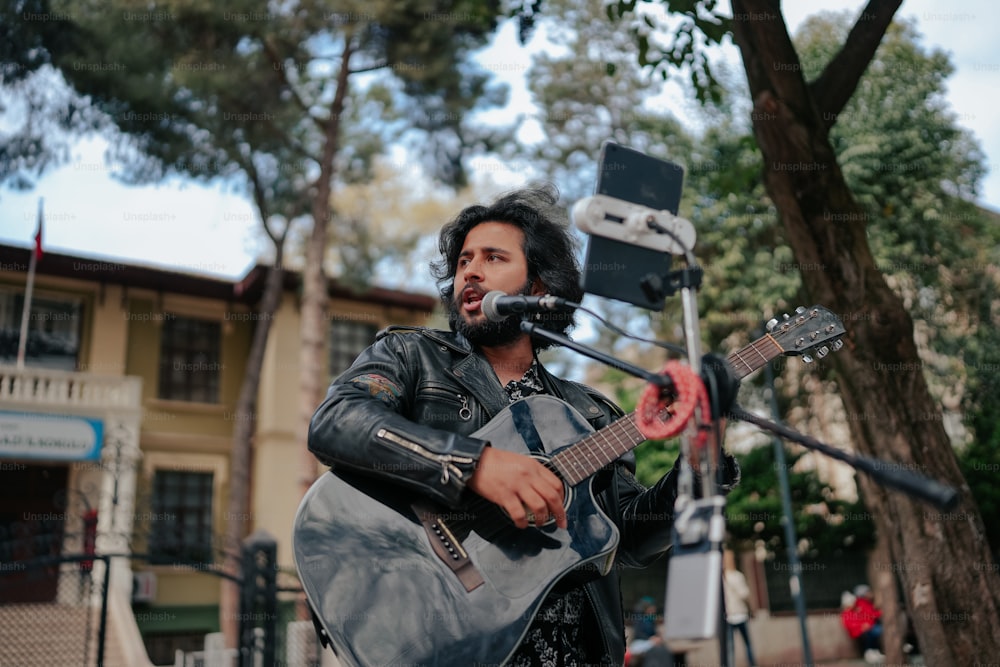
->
[[294, 395, 620, 667]]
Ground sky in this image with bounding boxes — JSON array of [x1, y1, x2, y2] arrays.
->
[[1, 0, 998, 282]]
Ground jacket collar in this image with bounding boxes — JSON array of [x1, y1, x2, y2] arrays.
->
[[379, 325, 474, 355], [381, 326, 608, 423]]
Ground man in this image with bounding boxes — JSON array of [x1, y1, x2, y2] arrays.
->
[[722, 549, 757, 667], [308, 184, 739, 666], [841, 585, 884, 664], [631, 596, 659, 641]]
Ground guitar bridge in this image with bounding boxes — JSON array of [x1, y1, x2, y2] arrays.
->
[[412, 502, 484, 592]]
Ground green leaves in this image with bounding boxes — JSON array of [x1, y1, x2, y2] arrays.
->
[[723, 443, 875, 557], [606, 0, 731, 104]]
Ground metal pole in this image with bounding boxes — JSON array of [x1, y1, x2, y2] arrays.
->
[[16, 199, 42, 368], [764, 357, 814, 666], [97, 555, 111, 667], [240, 530, 278, 667]]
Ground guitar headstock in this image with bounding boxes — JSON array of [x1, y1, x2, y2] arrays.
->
[[766, 305, 846, 363]]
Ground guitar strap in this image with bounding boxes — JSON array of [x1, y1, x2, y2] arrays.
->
[[309, 603, 332, 649]]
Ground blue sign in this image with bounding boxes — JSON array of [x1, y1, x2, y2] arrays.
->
[[0, 411, 104, 462]]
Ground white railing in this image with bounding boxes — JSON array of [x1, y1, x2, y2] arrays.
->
[[0, 364, 142, 409], [174, 632, 244, 667], [174, 625, 337, 667]]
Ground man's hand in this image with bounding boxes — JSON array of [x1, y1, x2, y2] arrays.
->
[[468, 447, 567, 529]]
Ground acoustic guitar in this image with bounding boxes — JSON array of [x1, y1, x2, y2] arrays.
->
[[294, 306, 845, 666]]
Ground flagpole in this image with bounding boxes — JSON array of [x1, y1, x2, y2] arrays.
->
[[16, 198, 43, 369]]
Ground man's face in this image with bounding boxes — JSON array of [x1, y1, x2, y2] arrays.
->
[[447, 221, 540, 347]]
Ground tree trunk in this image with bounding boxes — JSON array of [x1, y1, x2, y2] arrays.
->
[[870, 531, 904, 665], [220, 252, 286, 648], [298, 39, 355, 501], [730, 1, 1000, 663]]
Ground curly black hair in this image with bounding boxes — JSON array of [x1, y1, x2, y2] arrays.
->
[[430, 183, 584, 341]]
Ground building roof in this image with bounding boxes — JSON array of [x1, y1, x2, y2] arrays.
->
[[233, 263, 439, 311], [0, 243, 437, 312]]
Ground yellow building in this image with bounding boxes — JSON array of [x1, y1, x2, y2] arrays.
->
[[0, 242, 435, 665]]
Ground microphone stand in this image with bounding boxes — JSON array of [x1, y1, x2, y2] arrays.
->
[[560, 188, 735, 661], [728, 406, 959, 511], [523, 250, 735, 666], [523, 306, 960, 667], [638, 258, 732, 665], [763, 355, 815, 667], [521, 323, 675, 393]]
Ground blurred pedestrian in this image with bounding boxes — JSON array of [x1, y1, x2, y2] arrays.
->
[[632, 596, 659, 640], [723, 549, 757, 666], [840, 585, 884, 663]]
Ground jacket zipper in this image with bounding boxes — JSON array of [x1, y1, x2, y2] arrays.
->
[[457, 393, 472, 421], [376, 428, 474, 485], [582, 583, 613, 663]]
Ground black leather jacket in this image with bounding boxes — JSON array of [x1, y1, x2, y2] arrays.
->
[[309, 326, 726, 665]]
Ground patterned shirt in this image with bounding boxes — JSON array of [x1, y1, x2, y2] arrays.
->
[[503, 361, 588, 667]]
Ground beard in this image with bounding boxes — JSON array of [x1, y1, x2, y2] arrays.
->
[[447, 280, 534, 348]]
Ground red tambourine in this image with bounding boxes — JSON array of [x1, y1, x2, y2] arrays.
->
[[635, 360, 711, 444]]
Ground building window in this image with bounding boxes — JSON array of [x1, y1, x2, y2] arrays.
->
[[158, 315, 221, 402], [329, 319, 377, 376], [0, 289, 82, 371], [148, 470, 214, 565]]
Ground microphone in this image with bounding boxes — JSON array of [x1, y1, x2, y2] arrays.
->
[[480, 290, 573, 322]]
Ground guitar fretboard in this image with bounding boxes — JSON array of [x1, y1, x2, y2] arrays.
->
[[550, 414, 645, 485], [726, 334, 783, 378], [550, 335, 784, 485]]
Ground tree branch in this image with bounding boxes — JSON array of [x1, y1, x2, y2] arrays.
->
[[349, 60, 390, 75], [731, 0, 812, 119], [311, 37, 355, 197], [261, 35, 325, 133], [809, 0, 903, 129], [242, 155, 279, 246]]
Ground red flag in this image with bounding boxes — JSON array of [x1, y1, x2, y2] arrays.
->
[[34, 202, 44, 261]]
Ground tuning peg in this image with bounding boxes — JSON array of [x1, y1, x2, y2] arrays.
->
[[795, 306, 806, 314], [833, 340, 844, 351], [802, 354, 814, 363], [816, 346, 829, 358], [766, 318, 778, 332]]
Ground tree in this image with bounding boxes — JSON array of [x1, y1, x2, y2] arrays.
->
[[524, 0, 695, 199], [795, 14, 991, 421], [4, 0, 510, 649], [957, 239, 1000, 561], [619, 1, 999, 662], [530, 0, 1000, 660], [728, 5, 998, 660], [4, 3, 300, 645], [315, 157, 498, 288]]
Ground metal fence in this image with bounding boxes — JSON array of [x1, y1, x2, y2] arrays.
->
[[0, 529, 325, 667], [764, 551, 868, 612], [0, 553, 111, 667]]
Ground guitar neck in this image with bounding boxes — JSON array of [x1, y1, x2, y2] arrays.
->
[[550, 334, 784, 485], [725, 333, 784, 379]]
